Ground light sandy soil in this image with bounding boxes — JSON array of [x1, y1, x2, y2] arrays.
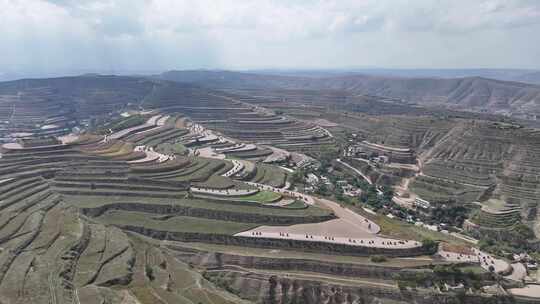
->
[[128, 146, 171, 164], [130, 125, 162, 136], [385, 163, 419, 171], [239, 160, 255, 174], [9, 132, 33, 137], [506, 263, 527, 281], [2, 142, 23, 149], [127, 152, 159, 163], [474, 248, 510, 273], [191, 187, 258, 196], [263, 146, 290, 163], [236, 183, 421, 249], [278, 166, 294, 173], [222, 160, 244, 177], [41, 124, 59, 130], [438, 247, 510, 274], [156, 115, 170, 126], [361, 141, 411, 152], [236, 224, 419, 249], [265, 199, 295, 207], [316, 197, 381, 234], [509, 284, 540, 298], [0, 178, 13, 185], [312, 118, 338, 127], [58, 133, 79, 144]]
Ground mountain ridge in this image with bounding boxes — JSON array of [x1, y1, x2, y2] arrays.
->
[[159, 70, 540, 118]]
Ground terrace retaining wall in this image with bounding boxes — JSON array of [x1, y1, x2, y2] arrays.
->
[[203, 270, 523, 304], [81, 202, 334, 225], [120, 225, 430, 257], [167, 244, 438, 280]]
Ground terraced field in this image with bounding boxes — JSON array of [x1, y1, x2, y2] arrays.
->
[[0, 112, 348, 304], [470, 199, 522, 229], [1, 74, 539, 303], [140, 83, 336, 154], [310, 107, 540, 236]]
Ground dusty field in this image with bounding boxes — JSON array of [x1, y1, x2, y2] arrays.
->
[[236, 195, 420, 249], [438, 247, 510, 274], [509, 284, 540, 298]]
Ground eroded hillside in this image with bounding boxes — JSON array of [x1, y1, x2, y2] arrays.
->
[[160, 70, 540, 118], [0, 75, 539, 304]]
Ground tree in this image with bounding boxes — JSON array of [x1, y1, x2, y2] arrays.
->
[[335, 185, 344, 201], [370, 255, 387, 263], [316, 183, 330, 196], [290, 169, 305, 185], [145, 265, 155, 281], [431, 206, 467, 227], [421, 238, 438, 254], [381, 185, 394, 200], [397, 280, 407, 291], [512, 224, 534, 240]]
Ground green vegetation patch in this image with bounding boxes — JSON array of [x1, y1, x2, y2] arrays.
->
[[250, 164, 288, 188], [409, 175, 483, 204], [193, 175, 237, 189], [96, 211, 256, 235], [96, 115, 147, 134], [155, 142, 188, 155], [234, 191, 282, 204], [64, 195, 333, 218], [352, 206, 469, 246], [283, 200, 308, 209]]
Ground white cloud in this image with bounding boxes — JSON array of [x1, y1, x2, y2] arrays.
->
[[1, 0, 539, 74]]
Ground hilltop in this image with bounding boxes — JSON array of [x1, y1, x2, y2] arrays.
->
[[160, 70, 540, 118]]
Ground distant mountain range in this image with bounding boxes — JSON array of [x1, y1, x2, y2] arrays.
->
[[1, 69, 540, 119], [247, 68, 540, 85], [159, 70, 540, 118]]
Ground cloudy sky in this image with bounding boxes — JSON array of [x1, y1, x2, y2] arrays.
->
[[1, 0, 540, 76]]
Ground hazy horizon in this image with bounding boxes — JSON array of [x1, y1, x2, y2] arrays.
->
[[2, 0, 540, 78]]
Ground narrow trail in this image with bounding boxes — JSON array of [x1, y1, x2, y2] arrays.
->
[[335, 159, 372, 185]]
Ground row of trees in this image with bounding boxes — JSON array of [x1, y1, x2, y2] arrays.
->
[[395, 263, 488, 291]]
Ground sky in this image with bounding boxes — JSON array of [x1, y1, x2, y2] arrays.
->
[[1, 0, 540, 77]]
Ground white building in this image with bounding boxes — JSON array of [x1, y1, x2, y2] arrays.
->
[[413, 197, 431, 209], [306, 173, 319, 185]]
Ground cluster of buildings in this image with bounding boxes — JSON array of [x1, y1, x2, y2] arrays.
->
[[413, 197, 431, 209], [304, 172, 362, 197], [344, 139, 416, 164]]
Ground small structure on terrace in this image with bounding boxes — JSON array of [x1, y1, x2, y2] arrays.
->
[[349, 140, 415, 164], [413, 197, 431, 209]]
